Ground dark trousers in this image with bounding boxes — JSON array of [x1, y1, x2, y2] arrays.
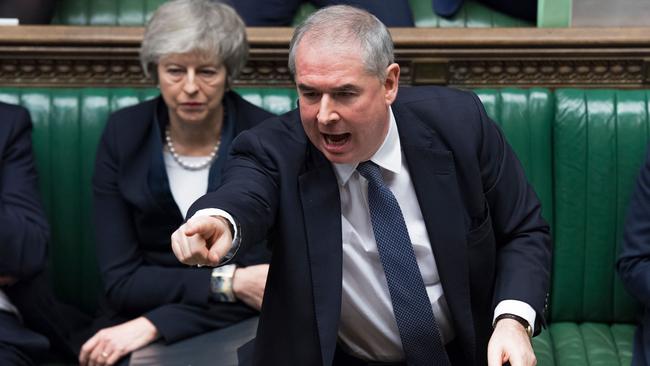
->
[[2, 272, 91, 364], [226, 0, 414, 27], [0, 311, 49, 366], [333, 336, 465, 366]]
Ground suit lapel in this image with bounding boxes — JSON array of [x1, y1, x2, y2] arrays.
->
[[146, 99, 182, 218], [299, 147, 342, 366], [393, 102, 476, 359]]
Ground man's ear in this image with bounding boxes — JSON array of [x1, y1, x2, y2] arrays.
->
[[384, 63, 400, 104]]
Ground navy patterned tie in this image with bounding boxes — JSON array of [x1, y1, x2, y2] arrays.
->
[[357, 161, 450, 366]]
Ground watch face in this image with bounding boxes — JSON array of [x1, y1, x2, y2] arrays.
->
[[213, 291, 232, 303], [210, 265, 237, 302]]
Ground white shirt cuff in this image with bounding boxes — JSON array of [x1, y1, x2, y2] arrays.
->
[[493, 299, 536, 331], [191, 208, 240, 264]]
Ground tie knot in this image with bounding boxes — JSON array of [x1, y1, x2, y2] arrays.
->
[[356, 161, 383, 185]]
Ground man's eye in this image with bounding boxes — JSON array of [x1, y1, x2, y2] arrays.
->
[[302, 91, 319, 99], [335, 91, 355, 98]]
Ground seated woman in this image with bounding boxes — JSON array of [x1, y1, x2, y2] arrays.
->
[[79, 1, 272, 365]]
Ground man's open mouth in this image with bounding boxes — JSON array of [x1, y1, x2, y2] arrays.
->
[[323, 133, 350, 146]]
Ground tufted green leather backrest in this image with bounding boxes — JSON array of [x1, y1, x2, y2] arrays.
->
[[53, 0, 532, 27], [0, 86, 552, 313], [552, 89, 645, 323], [52, 0, 166, 26], [477, 89, 553, 225]]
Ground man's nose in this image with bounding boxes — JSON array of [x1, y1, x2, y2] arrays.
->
[[316, 95, 338, 124]]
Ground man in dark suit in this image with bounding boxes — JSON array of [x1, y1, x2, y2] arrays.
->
[[0, 101, 89, 365], [172, 5, 551, 366], [618, 148, 650, 366]]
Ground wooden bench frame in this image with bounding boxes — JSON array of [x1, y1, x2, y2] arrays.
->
[[1, 26, 650, 88]]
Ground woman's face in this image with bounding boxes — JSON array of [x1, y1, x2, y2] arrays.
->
[[157, 51, 227, 126]]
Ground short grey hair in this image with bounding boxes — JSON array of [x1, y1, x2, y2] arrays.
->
[[288, 5, 394, 81], [140, 0, 248, 86]]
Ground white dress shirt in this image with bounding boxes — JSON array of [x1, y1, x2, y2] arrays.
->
[[334, 109, 454, 361], [195, 107, 537, 362]]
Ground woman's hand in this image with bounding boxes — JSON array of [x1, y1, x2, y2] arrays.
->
[[79, 316, 160, 366], [232, 264, 269, 310]]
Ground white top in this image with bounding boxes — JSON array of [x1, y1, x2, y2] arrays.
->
[[164, 151, 210, 218]]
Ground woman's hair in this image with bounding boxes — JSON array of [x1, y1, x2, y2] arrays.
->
[[140, 0, 248, 86], [288, 5, 394, 81]]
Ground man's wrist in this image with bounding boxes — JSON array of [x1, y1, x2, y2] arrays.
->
[[493, 313, 533, 338], [215, 216, 240, 264], [493, 299, 536, 336], [191, 208, 242, 264]]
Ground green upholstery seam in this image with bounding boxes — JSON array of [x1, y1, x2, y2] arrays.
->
[[581, 91, 589, 321], [612, 91, 620, 322]]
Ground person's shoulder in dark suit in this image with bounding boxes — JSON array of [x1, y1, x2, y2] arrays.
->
[[0, 101, 90, 365], [0, 101, 49, 278], [618, 147, 650, 366]]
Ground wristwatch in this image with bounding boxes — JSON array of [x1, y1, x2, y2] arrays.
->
[[493, 313, 533, 338], [210, 264, 237, 303]]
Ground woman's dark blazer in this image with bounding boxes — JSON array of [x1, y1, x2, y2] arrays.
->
[[92, 91, 273, 343]]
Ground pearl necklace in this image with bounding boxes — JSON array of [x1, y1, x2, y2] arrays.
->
[[165, 125, 221, 171]]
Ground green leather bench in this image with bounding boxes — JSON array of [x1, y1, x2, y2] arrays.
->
[[531, 90, 645, 366], [52, 0, 532, 27], [0, 87, 641, 365]]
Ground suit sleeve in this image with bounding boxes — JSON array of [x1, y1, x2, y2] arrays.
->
[[93, 117, 256, 341], [471, 93, 552, 332], [0, 107, 49, 279], [618, 148, 650, 307], [145, 301, 257, 343], [188, 128, 281, 254]]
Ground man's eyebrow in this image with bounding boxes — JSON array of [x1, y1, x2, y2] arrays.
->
[[297, 84, 316, 91], [332, 84, 360, 92], [297, 84, 360, 92]]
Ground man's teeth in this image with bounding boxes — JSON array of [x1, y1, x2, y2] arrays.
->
[[324, 133, 349, 145]]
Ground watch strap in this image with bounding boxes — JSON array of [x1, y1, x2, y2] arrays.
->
[[493, 313, 533, 338]]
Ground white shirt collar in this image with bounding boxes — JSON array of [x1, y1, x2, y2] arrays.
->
[[333, 107, 402, 186]]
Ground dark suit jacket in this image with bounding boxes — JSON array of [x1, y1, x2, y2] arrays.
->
[[0, 101, 50, 361], [0, 102, 89, 362], [92, 91, 273, 343], [618, 148, 650, 366], [0, 102, 48, 279], [189, 86, 552, 365]]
